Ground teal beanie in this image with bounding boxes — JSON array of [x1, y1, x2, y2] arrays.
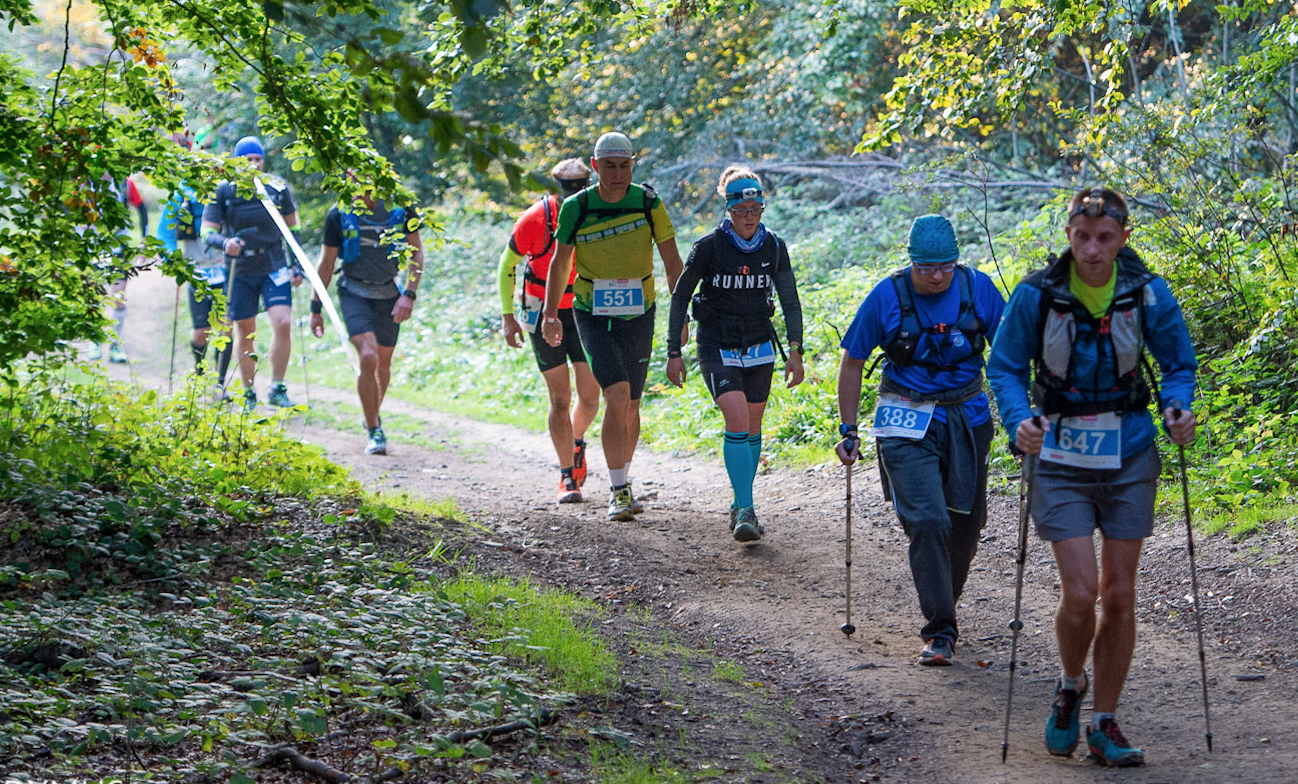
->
[[908, 214, 959, 265]]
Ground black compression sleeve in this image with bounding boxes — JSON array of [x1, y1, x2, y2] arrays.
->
[[773, 240, 804, 347], [666, 254, 705, 354]]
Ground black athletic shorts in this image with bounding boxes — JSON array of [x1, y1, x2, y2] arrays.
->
[[528, 307, 585, 373], [573, 305, 655, 400], [339, 287, 401, 347], [697, 345, 775, 403]]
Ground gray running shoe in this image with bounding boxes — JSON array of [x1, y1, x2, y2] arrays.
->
[[87, 344, 103, 361], [242, 388, 257, 412], [733, 506, 761, 542], [918, 637, 954, 666], [728, 505, 739, 531], [108, 343, 128, 363], [365, 427, 387, 456], [607, 485, 634, 522]]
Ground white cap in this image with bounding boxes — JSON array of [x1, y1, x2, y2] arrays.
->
[[593, 132, 634, 160]]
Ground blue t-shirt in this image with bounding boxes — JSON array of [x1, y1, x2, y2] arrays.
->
[[841, 266, 1006, 425]]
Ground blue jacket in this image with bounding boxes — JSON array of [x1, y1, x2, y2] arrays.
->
[[986, 247, 1198, 459]]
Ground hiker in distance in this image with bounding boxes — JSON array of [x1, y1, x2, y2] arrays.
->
[[987, 187, 1198, 767], [311, 175, 425, 455], [835, 214, 1005, 666], [666, 165, 804, 543], [498, 158, 600, 503], [541, 132, 685, 522], [200, 136, 304, 409]]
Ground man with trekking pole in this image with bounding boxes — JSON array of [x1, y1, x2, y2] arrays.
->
[[835, 214, 1005, 665], [987, 187, 1200, 767]]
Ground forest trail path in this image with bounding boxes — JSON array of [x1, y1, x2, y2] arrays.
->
[[103, 265, 1296, 783]]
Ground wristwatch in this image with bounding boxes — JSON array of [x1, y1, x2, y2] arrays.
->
[[402, 288, 417, 300], [839, 423, 858, 436], [789, 342, 804, 356]]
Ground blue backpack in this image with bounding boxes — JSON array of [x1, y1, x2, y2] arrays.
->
[[341, 207, 408, 264]]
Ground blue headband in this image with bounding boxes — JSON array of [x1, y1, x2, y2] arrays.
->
[[234, 136, 265, 158], [725, 178, 764, 209]]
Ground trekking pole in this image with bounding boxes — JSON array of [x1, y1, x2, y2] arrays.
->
[[1173, 404, 1213, 752], [1001, 415, 1040, 763], [841, 461, 856, 637], [167, 283, 180, 394]]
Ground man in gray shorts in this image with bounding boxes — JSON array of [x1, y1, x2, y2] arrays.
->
[[987, 187, 1199, 767]]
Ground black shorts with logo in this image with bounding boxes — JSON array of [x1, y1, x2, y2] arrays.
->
[[697, 344, 775, 403], [573, 305, 655, 400], [527, 307, 585, 373]]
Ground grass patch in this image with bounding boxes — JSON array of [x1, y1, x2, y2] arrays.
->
[[711, 659, 745, 684], [1201, 502, 1298, 540], [590, 744, 691, 783], [442, 573, 617, 694]]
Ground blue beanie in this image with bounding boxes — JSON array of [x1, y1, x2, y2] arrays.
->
[[233, 136, 265, 158], [908, 214, 959, 265]]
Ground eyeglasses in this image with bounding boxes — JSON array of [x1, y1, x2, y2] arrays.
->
[[913, 262, 956, 276], [730, 205, 764, 218]]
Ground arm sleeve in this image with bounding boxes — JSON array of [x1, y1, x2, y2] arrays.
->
[[666, 247, 705, 354], [1143, 277, 1198, 409], [498, 246, 525, 313], [202, 183, 229, 227], [773, 239, 803, 347], [985, 284, 1042, 440], [280, 185, 297, 216]]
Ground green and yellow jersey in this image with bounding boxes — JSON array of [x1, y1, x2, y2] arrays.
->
[[556, 183, 676, 315]]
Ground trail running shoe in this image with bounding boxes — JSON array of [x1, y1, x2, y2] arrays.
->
[[607, 485, 634, 522], [729, 505, 739, 531], [558, 474, 582, 504], [572, 442, 588, 486], [1087, 719, 1144, 767], [733, 506, 761, 542], [267, 383, 294, 408], [1046, 677, 1087, 757], [243, 388, 258, 412], [108, 343, 128, 363], [365, 427, 387, 456], [87, 344, 103, 361], [918, 637, 954, 666]]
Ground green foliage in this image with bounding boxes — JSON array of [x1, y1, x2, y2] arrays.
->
[[442, 574, 618, 694]]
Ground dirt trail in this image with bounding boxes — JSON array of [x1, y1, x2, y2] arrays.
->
[[104, 266, 1297, 783]]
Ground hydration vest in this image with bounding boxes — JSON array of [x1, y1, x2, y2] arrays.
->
[[175, 197, 205, 242], [341, 207, 408, 265], [1028, 248, 1156, 417], [874, 264, 987, 377], [563, 182, 658, 245], [521, 194, 570, 308]]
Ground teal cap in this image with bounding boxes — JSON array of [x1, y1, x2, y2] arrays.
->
[[908, 214, 958, 265]]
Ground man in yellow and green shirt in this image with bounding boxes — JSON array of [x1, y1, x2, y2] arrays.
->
[[542, 131, 684, 522]]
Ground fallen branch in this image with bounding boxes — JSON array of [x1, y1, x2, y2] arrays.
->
[[444, 708, 557, 744], [253, 746, 350, 783]]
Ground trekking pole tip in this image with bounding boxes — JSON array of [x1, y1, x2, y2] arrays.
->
[[840, 623, 855, 636], [1206, 733, 1213, 753], [1000, 742, 1008, 763]]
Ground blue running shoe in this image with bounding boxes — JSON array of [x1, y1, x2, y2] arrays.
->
[[1045, 678, 1087, 756], [1087, 719, 1144, 767]]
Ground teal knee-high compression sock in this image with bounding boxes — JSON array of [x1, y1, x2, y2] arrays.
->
[[747, 432, 763, 485], [723, 430, 753, 508]]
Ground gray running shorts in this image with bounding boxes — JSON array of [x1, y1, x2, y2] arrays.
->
[[1031, 444, 1162, 541]]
